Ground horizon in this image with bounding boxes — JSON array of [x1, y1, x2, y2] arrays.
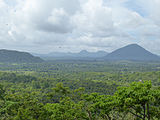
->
[[0, 0, 160, 54], [1, 43, 160, 56]]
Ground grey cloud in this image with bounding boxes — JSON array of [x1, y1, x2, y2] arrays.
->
[[14, 0, 79, 33], [35, 8, 74, 33], [0, 0, 160, 54]]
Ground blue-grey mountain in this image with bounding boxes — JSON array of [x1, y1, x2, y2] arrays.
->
[[105, 44, 160, 61], [33, 50, 108, 60]]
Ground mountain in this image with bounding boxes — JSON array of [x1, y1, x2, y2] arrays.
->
[[0, 49, 44, 63], [77, 50, 108, 58], [105, 44, 160, 61], [34, 50, 108, 60]]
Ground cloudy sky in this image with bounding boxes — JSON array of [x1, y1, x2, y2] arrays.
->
[[0, 0, 160, 54]]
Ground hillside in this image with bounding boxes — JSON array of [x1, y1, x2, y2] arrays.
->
[[0, 49, 44, 63], [105, 44, 160, 61]]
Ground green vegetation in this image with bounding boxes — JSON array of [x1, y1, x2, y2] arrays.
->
[[0, 49, 43, 63], [0, 61, 160, 119]]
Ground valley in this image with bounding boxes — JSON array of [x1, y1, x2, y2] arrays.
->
[[0, 44, 160, 119], [0, 60, 160, 119]]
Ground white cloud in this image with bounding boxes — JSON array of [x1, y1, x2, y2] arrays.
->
[[73, 0, 114, 37], [0, 0, 160, 54], [13, 0, 79, 33], [139, 0, 160, 26]]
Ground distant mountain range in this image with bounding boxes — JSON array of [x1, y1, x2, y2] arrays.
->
[[33, 44, 160, 62], [104, 44, 160, 61], [0, 44, 159, 63], [33, 50, 108, 60], [0, 49, 44, 63]]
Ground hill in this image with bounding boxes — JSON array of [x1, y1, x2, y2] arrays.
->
[[33, 50, 108, 60], [77, 50, 108, 58], [0, 49, 44, 63], [105, 44, 160, 61]]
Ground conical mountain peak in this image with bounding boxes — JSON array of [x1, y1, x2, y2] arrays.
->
[[105, 44, 160, 61]]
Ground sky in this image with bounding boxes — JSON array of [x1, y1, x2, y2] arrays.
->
[[0, 0, 160, 54]]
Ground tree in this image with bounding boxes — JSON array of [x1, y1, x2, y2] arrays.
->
[[115, 81, 155, 120]]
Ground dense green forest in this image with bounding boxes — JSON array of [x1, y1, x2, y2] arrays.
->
[[0, 61, 160, 119]]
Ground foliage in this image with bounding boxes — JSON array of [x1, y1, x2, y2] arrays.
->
[[0, 61, 160, 119]]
